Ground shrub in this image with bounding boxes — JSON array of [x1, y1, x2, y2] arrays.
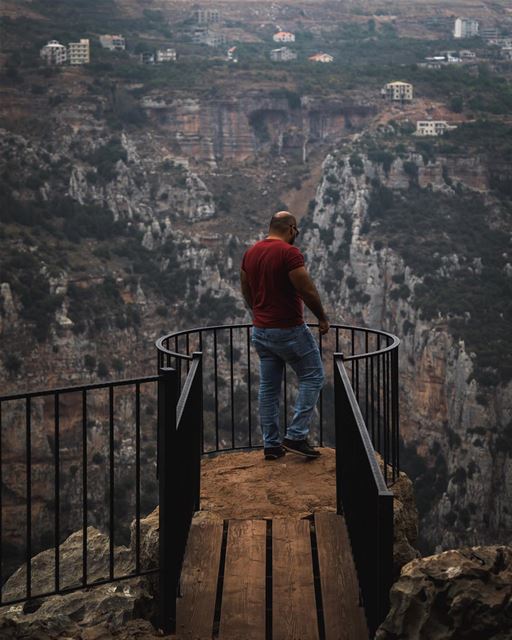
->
[[367, 149, 395, 175], [450, 96, 463, 113], [4, 353, 21, 375], [346, 275, 357, 289], [403, 161, 418, 181], [84, 354, 96, 373], [349, 153, 364, 176], [97, 361, 109, 378]]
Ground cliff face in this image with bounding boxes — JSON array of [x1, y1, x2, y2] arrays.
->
[[141, 93, 376, 165], [301, 149, 512, 552]]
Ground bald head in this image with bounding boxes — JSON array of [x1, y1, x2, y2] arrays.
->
[[268, 210, 299, 245], [269, 211, 296, 233]]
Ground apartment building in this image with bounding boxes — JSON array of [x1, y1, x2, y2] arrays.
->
[[68, 39, 90, 65], [454, 17, 479, 39], [381, 81, 413, 102], [192, 27, 226, 47], [40, 40, 68, 65], [270, 47, 297, 62], [192, 9, 220, 24]]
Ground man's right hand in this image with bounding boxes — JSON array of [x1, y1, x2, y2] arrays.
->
[[319, 318, 330, 335]]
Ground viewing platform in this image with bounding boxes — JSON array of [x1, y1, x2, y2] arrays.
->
[[0, 322, 400, 639]]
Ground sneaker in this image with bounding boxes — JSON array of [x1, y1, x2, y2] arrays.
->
[[282, 438, 321, 458], [264, 445, 286, 460]]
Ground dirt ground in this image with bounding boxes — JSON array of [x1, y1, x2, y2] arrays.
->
[[198, 447, 337, 521]]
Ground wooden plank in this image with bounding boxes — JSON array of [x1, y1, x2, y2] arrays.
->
[[272, 518, 319, 640], [219, 520, 267, 640], [315, 513, 368, 640], [176, 521, 223, 640]]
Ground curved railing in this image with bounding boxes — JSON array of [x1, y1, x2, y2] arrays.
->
[[156, 322, 400, 484]]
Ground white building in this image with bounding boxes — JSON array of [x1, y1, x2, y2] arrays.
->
[[192, 9, 220, 24], [479, 27, 499, 40], [191, 27, 226, 46], [415, 120, 457, 136], [156, 48, 177, 62], [227, 46, 238, 62], [99, 34, 126, 50], [309, 53, 334, 63], [68, 39, 90, 65], [273, 31, 295, 43], [270, 47, 297, 62], [459, 49, 476, 59], [381, 81, 413, 102], [40, 40, 67, 65], [454, 18, 479, 39]]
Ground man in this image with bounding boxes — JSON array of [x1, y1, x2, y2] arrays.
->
[[240, 211, 330, 460]]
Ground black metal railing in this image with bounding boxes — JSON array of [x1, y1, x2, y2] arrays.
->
[[334, 356, 394, 636], [0, 376, 160, 607], [157, 354, 202, 634], [156, 322, 400, 482], [155, 322, 399, 634]]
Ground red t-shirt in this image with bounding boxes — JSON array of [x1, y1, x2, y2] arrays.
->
[[241, 238, 305, 328]]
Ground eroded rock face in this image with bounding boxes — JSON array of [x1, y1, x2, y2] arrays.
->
[[301, 150, 512, 552], [376, 546, 512, 639]]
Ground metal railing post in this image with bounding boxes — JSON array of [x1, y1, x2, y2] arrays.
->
[[158, 366, 179, 635], [334, 353, 345, 517], [191, 353, 203, 512]]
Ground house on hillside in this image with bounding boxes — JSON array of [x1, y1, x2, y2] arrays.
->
[[227, 46, 238, 62], [156, 48, 177, 63], [454, 17, 479, 39], [68, 39, 90, 65], [273, 31, 295, 43], [309, 53, 333, 63], [415, 120, 457, 136], [99, 34, 126, 50], [270, 47, 297, 62], [381, 81, 413, 102], [40, 40, 67, 65]]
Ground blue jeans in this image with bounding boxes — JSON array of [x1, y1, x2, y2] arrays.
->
[[252, 324, 325, 448]]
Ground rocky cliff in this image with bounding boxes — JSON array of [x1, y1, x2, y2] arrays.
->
[[300, 142, 512, 553]]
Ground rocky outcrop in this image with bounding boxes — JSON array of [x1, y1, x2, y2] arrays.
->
[[376, 546, 512, 639], [0, 527, 157, 639]]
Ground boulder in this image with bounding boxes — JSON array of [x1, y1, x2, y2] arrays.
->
[[376, 545, 512, 639], [0, 527, 157, 638]]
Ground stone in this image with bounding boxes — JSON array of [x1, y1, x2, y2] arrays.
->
[[376, 545, 512, 639], [0, 527, 156, 638]]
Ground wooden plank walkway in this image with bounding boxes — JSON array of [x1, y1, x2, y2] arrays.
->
[[175, 513, 368, 640]]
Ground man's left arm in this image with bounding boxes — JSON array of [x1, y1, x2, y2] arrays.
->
[[240, 269, 253, 309]]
